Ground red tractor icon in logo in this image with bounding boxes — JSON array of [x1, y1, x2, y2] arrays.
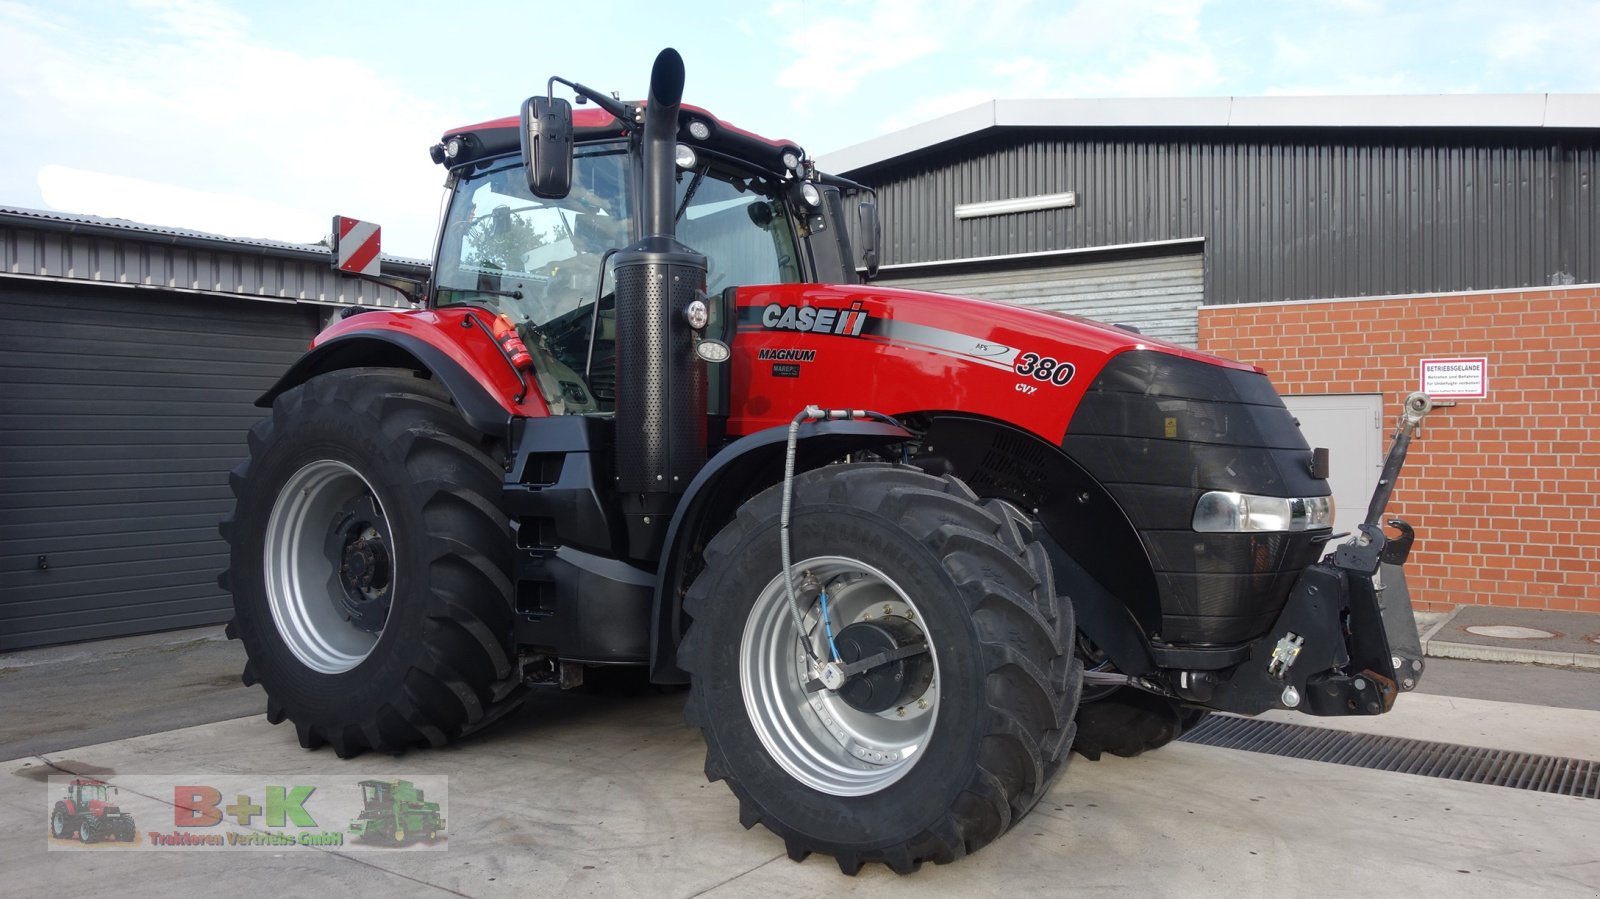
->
[[50, 779, 136, 843]]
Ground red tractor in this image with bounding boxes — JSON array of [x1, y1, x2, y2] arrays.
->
[[222, 49, 1435, 873], [50, 779, 136, 843]]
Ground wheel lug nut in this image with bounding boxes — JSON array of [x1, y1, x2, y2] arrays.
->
[[896, 707, 906, 717], [917, 698, 929, 710]]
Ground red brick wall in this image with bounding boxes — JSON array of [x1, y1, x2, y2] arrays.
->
[[1199, 286, 1600, 614]]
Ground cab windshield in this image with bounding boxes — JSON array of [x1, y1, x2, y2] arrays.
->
[[436, 144, 632, 327], [434, 142, 801, 412]]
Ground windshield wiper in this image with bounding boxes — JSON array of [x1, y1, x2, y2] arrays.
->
[[471, 286, 523, 300], [675, 165, 708, 223]]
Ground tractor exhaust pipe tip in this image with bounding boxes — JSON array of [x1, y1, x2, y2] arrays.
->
[[650, 48, 685, 108], [643, 48, 686, 240]]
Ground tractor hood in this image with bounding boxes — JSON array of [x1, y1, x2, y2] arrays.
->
[[727, 282, 1257, 444]]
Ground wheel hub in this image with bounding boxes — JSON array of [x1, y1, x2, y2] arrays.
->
[[326, 496, 393, 634], [834, 617, 934, 713], [265, 459, 395, 674], [741, 557, 941, 797]]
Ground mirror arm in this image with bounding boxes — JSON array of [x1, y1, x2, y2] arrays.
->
[[334, 269, 428, 306], [818, 172, 873, 193], [548, 76, 635, 129]]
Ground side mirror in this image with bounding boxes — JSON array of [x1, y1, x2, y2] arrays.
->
[[857, 198, 881, 279], [521, 95, 573, 199]]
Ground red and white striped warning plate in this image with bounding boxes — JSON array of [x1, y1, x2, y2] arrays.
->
[[332, 215, 381, 276]]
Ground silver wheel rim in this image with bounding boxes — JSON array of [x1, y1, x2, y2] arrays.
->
[[740, 556, 940, 797], [264, 460, 392, 673]]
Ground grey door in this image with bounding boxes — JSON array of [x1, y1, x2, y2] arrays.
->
[[1, 284, 318, 651], [1282, 394, 1384, 551], [877, 252, 1205, 346]]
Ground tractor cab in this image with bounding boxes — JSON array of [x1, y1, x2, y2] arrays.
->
[[357, 779, 391, 808], [68, 780, 112, 808], [428, 103, 866, 414]]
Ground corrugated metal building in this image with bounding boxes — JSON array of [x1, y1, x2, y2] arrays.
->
[[0, 208, 425, 651], [821, 95, 1600, 617], [822, 94, 1600, 344]]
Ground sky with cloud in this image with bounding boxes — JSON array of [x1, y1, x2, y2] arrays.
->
[[2, 0, 1597, 258]]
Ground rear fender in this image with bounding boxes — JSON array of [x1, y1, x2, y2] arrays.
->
[[648, 419, 913, 683], [258, 311, 545, 436]]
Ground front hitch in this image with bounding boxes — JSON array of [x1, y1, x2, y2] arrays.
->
[[1199, 392, 1442, 717]]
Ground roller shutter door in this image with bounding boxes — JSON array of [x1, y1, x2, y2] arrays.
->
[[878, 252, 1204, 346], [1, 284, 319, 650]]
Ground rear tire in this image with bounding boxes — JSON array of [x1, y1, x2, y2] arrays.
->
[[680, 464, 1080, 875], [50, 805, 70, 839], [220, 368, 523, 757]]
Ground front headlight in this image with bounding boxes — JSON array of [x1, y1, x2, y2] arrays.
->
[[1193, 492, 1334, 533]]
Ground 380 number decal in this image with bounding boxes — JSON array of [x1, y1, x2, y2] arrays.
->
[[1014, 352, 1075, 386]]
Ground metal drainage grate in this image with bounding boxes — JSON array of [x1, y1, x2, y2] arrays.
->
[[1180, 715, 1599, 799]]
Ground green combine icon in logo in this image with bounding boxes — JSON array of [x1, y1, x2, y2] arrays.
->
[[348, 780, 444, 845]]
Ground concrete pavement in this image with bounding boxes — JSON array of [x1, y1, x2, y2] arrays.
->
[[6, 684, 1600, 896], [5, 609, 1600, 895], [0, 626, 264, 759]]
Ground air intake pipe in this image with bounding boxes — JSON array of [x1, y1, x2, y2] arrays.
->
[[613, 48, 710, 559]]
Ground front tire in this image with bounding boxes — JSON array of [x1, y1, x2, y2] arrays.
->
[[680, 464, 1080, 874], [220, 368, 522, 757]]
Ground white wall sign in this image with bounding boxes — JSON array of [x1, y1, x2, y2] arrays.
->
[[1420, 357, 1488, 398]]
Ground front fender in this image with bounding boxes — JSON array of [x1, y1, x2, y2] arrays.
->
[[647, 419, 912, 683]]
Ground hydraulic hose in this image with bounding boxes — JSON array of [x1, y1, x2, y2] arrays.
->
[[780, 405, 904, 669]]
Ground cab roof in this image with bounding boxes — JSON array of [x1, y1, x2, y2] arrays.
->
[[434, 103, 805, 179]]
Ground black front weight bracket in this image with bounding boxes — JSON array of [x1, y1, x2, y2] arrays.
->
[[1197, 392, 1440, 717]]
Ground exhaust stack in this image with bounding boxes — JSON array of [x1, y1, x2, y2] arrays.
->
[[613, 48, 710, 559]]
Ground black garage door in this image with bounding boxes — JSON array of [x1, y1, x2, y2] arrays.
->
[[1, 283, 319, 651]]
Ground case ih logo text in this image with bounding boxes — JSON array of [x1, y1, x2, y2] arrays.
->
[[762, 302, 868, 336]]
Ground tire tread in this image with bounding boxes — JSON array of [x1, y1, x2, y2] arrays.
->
[[680, 463, 1082, 874], [219, 368, 523, 758]]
